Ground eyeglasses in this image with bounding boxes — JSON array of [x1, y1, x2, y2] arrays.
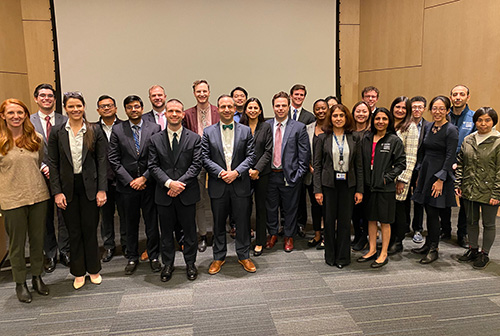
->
[[431, 107, 447, 112], [412, 105, 425, 111], [98, 104, 115, 109], [38, 93, 54, 98], [125, 105, 142, 110]]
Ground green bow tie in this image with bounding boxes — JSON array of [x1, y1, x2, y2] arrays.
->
[[222, 124, 233, 130]]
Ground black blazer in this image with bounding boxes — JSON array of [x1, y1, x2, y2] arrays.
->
[[108, 120, 161, 193], [251, 122, 273, 176], [418, 118, 431, 149], [91, 117, 123, 181], [149, 128, 202, 206], [48, 123, 108, 202], [313, 132, 364, 194], [142, 110, 157, 125], [289, 107, 315, 125]]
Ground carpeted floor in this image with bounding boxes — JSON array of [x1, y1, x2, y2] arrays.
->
[[1, 208, 500, 336]]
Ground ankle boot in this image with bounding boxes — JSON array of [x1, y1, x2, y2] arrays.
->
[[411, 244, 430, 255], [32, 276, 49, 295], [16, 283, 32, 303], [420, 247, 439, 264]]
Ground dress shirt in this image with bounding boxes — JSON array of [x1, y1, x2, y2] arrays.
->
[[65, 120, 86, 174], [154, 109, 167, 130], [164, 126, 183, 189], [416, 118, 424, 138], [234, 111, 242, 123], [272, 118, 288, 169], [38, 111, 55, 138], [331, 133, 350, 172], [196, 105, 212, 137], [220, 122, 235, 171], [291, 106, 302, 121], [100, 118, 116, 141]]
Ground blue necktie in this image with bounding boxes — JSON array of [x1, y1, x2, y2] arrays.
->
[[293, 108, 298, 120], [132, 125, 140, 155]]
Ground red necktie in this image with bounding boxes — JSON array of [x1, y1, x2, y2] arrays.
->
[[45, 116, 52, 138], [273, 123, 282, 167]]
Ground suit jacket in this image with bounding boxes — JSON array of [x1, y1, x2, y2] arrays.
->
[[108, 120, 161, 193], [183, 104, 219, 135], [252, 122, 273, 176], [418, 118, 431, 149], [48, 123, 108, 202], [202, 122, 255, 198], [289, 107, 315, 125], [30, 112, 68, 166], [304, 122, 318, 185], [266, 118, 310, 187], [142, 110, 158, 125], [313, 132, 364, 194], [149, 128, 202, 206], [91, 117, 123, 181]]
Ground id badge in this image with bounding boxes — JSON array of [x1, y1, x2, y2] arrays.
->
[[336, 172, 346, 180]]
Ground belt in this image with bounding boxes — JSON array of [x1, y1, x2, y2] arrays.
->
[[272, 169, 283, 173]]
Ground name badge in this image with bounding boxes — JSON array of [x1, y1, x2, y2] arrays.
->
[[336, 172, 346, 180]]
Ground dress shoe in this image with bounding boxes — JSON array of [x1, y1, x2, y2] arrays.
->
[[297, 226, 306, 238], [352, 236, 368, 251], [457, 235, 469, 249], [371, 257, 388, 268], [387, 242, 403, 255], [32, 276, 49, 295], [90, 274, 102, 285], [265, 235, 278, 249], [150, 259, 161, 272], [284, 237, 294, 253], [186, 264, 198, 280], [316, 240, 325, 250], [336, 263, 349, 269], [16, 283, 32, 303], [439, 232, 452, 240], [44, 257, 57, 273], [208, 260, 225, 275], [73, 276, 85, 290], [140, 250, 149, 261], [308, 237, 322, 247], [198, 236, 207, 252], [101, 248, 115, 262], [160, 265, 174, 282], [253, 245, 263, 257], [238, 259, 257, 273], [411, 244, 430, 255], [125, 260, 138, 275], [420, 248, 439, 264], [59, 252, 70, 267], [357, 253, 377, 263]]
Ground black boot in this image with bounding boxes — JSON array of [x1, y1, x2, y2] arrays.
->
[[32, 276, 49, 295], [388, 241, 403, 255], [411, 243, 430, 255], [420, 246, 439, 264], [16, 283, 32, 303]]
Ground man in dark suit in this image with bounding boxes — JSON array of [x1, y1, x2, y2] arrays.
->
[[266, 91, 310, 252], [108, 95, 161, 275], [30, 83, 70, 272], [92, 95, 126, 262], [183, 80, 220, 253], [149, 99, 202, 281], [202, 95, 256, 274], [142, 85, 167, 130], [230, 86, 248, 123]]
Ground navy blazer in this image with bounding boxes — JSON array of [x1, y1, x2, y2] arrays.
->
[[149, 127, 202, 206], [108, 120, 161, 193], [30, 112, 68, 166], [201, 122, 255, 198], [289, 107, 315, 125], [266, 118, 310, 187], [48, 123, 108, 202]]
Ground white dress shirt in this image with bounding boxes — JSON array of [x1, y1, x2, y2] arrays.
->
[[38, 111, 55, 138], [65, 121, 87, 174]]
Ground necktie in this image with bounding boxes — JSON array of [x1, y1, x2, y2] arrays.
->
[[45, 116, 52, 138], [222, 124, 233, 130], [132, 125, 140, 155], [293, 108, 298, 121], [158, 113, 165, 130], [201, 110, 208, 129], [172, 132, 179, 157], [273, 123, 282, 168]]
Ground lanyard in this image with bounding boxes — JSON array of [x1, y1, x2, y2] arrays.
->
[[333, 133, 345, 166]]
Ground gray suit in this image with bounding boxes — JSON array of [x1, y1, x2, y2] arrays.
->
[[30, 112, 69, 259]]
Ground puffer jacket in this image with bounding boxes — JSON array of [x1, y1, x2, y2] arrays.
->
[[455, 131, 500, 204]]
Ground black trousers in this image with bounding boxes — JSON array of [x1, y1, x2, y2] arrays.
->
[[43, 178, 70, 259], [100, 181, 127, 250], [266, 171, 301, 237], [211, 184, 251, 261], [306, 183, 323, 232], [252, 173, 270, 246], [323, 182, 354, 266], [158, 200, 197, 267], [391, 200, 409, 244], [121, 185, 159, 262], [440, 200, 467, 238], [424, 204, 441, 247], [352, 201, 368, 241], [62, 175, 101, 277]]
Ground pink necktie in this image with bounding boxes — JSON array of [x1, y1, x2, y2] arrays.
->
[[273, 123, 282, 167], [45, 116, 52, 138], [158, 113, 165, 130]]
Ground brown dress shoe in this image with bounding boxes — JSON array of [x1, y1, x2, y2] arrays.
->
[[208, 260, 225, 275], [238, 259, 257, 273], [265, 235, 278, 249], [284, 237, 294, 252]]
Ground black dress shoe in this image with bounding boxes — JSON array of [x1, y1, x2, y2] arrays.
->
[[198, 236, 207, 253], [32, 276, 49, 296], [102, 248, 115, 262], [336, 263, 349, 269], [457, 236, 469, 249], [160, 265, 174, 282], [59, 252, 70, 267], [357, 253, 377, 263], [352, 236, 368, 251], [16, 283, 32, 303], [297, 226, 306, 238], [387, 242, 403, 255], [125, 260, 138, 275], [44, 258, 56, 273], [411, 244, 430, 255], [371, 258, 388, 268], [186, 264, 198, 281], [150, 259, 161, 272], [420, 248, 439, 264]]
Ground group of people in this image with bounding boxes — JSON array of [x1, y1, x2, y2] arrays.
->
[[0, 81, 498, 304]]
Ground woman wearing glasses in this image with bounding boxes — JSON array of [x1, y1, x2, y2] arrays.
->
[[48, 92, 107, 289], [412, 96, 458, 264]]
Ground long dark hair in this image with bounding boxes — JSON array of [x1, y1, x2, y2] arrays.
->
[[369, 107, 395, 135], [322, 104, 355, 134], [63, 92, 95, 151], [239, 97, 265, 125], [390, 96, 412, 132], [352, 101, 371, 131]]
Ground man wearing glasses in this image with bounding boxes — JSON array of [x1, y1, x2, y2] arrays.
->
[[361, 86, 380, 113]]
